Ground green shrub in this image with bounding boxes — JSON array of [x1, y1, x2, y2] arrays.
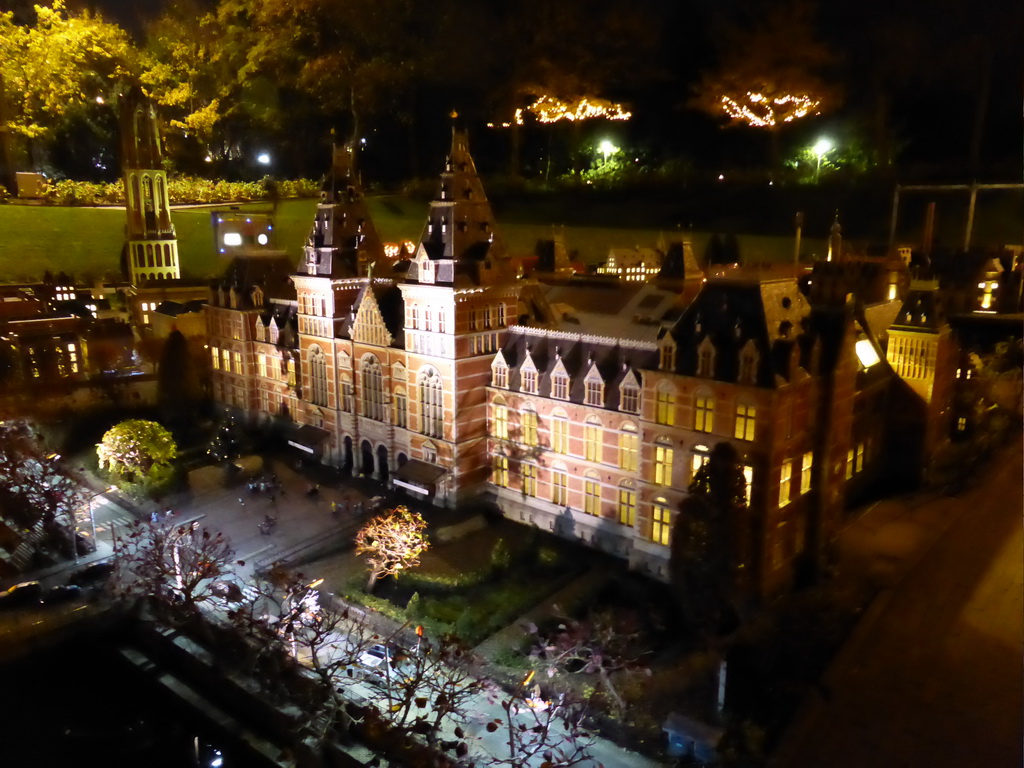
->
[[405, 591, 421, 618], [537, 546, 560, 568], [454, 608, 479, 640], [490, 538, 511, 575]]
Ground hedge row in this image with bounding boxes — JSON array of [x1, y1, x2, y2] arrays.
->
[[31, 176, 322, 207]]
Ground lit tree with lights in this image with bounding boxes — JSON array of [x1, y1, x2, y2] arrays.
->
[[97, 419, 177, 484], [691, 1, 840, 173], [354, 506, 429, 593]]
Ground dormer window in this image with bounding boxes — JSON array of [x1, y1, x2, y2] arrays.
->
[[584, 379, 604, 407], [697, 337, 716, 378], [738, 340, 759, 384], [552, 373, 569, 400], [660, 339, 676, 370], [521, 369, 538, 394], [620, 383, 639, 413], [492, 363, 508, 389]]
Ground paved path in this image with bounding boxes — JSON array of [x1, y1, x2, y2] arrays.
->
[[773, 439, 1023, 768]]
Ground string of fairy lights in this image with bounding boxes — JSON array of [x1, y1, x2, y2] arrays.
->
[[487, 95, 632, 128], [719, 92, 820, 128]]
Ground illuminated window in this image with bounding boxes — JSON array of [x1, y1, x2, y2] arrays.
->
[[310, 348, 328, 406], [521, 369, 538, 394], [521, 408, 539, 446], [618, 423, 639, 471], [742, 465, 753, 505], [492, 363, 508, 388], [361, 357, 385, 421], [585, 379, 604, 406], [583, 473, 601, 515], [551, 470, 568, 506], [654, 439, 674, 486], [552, 374, 569, 400], [845, 448, 854, 479], [620, 384, 639, 413], [855, 442, 865, 472], [957, 416, 967, 432], [470, 308, 480, 330], [618, 486, 636, 527], [493, 455, 509, 487], [734, 402, 756, 441], [493, 403, 508, 440], [779, 459, 792, 507], [801, 451, 813, 494], [497, 303, 506, 326], [584, 418, 602, 462], [221, 349, 230, 372], [551, 415, 569, 454], [394, 389, 408, 428], [651, 499, 671, 546], [257, 354, 266, 378], [341, 377, 353, 412], [691, 446, 709, 480], [211, 346, 220, 370], [521, 463, 537, 497], [656, 386, 675, 426]]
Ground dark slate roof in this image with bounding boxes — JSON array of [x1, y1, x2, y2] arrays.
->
[[668, 276, 812, 386], [300, 176, 387, 279], [497, 329, 656, 410], [155, 299, 207, 317], [214, 254, 295, 308]]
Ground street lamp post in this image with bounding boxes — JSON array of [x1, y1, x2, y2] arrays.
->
[[813, 138, 834, 183], [87, 486, 116, 544]]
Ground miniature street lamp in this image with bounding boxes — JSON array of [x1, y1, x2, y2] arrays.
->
[[256, 152, 271, 166], [813, 138, 834, 183], [597, 139, 619, 165]]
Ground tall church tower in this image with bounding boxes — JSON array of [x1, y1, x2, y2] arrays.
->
[[120, 86, 180, 285], [400, 130, 521, 502]]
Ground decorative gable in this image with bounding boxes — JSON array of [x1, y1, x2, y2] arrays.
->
[[520, 350, 539, 394], [351, 289, 393, 347], [491, 350, 509, 388], [550, 357, 571, 400]]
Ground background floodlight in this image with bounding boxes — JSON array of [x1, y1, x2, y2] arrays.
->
[[256, 152, 271, 165]]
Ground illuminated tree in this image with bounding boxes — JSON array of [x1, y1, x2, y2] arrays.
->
[[97, 419, 177, 483], [354, 505, 429, 593], [0, 420, 85, 530], [691, 1, 839, 171], [0, 2, 137, 168]]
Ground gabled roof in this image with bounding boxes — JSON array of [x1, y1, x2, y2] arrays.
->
[[300, 174, 386, 280], [214, 254, 295, 308]]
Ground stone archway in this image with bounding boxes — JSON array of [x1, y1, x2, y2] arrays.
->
[[377, 445, 389, 483], [360, 440, 374, 476], [343, 436, 353, 474], [397, 452, 408, 467]]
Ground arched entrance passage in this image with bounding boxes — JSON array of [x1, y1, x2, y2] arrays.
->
[[377, 445, 389, 483], [397, 453, 408, 467], [343, 436, 353, 474], [360, 440, 374, 476]]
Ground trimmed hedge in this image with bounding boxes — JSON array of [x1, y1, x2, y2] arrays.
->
[[32, 176, 321, 207]]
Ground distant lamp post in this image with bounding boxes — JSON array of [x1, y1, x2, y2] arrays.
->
[[256, 152, 271, 166], [812, 138, 834, 183], [597, 139, 619, 165], [87, 486, 117, 543]]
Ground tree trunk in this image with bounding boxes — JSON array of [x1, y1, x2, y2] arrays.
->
[[0, 74, 17, 196], [598, 666, 627, 719], [365, 566, 380, 593]]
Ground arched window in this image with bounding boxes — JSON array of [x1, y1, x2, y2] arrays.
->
[[493, 397, 508, 440], [361, 356, 385, 421], [738, 340, 759, 384], [550, 408, 569, 454], [697, 336, 716, 378], [651, 497, 672, 545], [654, 437, 674, 486], [617, 481, 637, 527], [493, 454, 509, 487], [584, 471, 601, 516], [618, 422, 639, 471], [551, 462, 569, 506], [694, 390, 715, 433], [656, 383, 675, 426], [310, 346, 328, 406], [419, 368, 443, 438], [734, 400, 757, 441], [584, 417, 602, 462], [521, 405, 538, 446], [341, 375, 353, 412], [394, 387, 408, 428]]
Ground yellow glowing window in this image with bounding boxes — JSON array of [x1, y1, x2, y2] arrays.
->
[[492, 365, 508, 388], [618, 425, 639, 471], [618, 488, 636, 527], [221, 349, 230, 372], [734, 403, 756, 441], [551, 417, 568, 454], [522, 463, 537, 497], [551, 471, 568, 506], [493, 455, 508, 487], [257, 354, 267, 378], [655, 442, 674, 486], [656, 389, 675, 425], [651, 500, 671, 546], [694, 395, 714, 432], [779, 459, 792, 507], [521, 409, 538, 446], [584, 475, 601, 515], [801, 451, 813, 494], [584, 420, 602, 462], [743, 465, 753, 505], [494, 404, 508, 440], [211, 347, 220, 370]]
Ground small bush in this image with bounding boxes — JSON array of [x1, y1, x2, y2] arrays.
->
[[537, 546, 560, 568], [490, 538, 511, 575], [405, 591, 421, 618]]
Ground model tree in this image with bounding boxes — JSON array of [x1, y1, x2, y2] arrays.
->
[[206, 412, 243, 465], [669, 441, 749, 643], [354, 506, 429, 593], [97, 418, 177, 488], [691, 1, 839, 172], [0, 420, 85, 529]]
